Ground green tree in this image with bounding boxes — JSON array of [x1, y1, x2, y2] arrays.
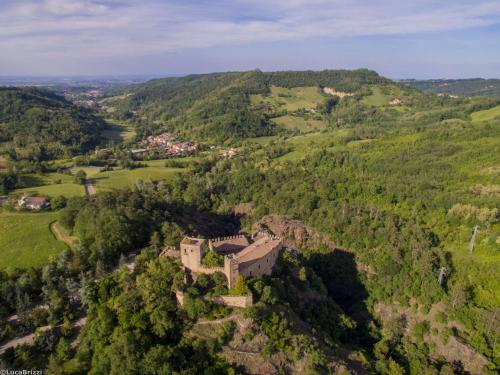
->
[[74, 170, 87, 185]]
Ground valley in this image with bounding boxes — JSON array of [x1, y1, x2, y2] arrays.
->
[[0, 69, 498, 374]]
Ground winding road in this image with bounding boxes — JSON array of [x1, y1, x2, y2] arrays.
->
[[0, 253, 137, 354]]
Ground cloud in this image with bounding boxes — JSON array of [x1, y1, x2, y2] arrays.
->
[[43, 0, 109, 16], [0, 0, 499, 74]]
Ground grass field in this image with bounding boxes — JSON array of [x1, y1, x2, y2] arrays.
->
[[93, 166, 185, 191], [251, 86, 326, 112], [363, 86, 393, 106], [145, 156, 200, 167], [273, 115, 326, 132], [102, 119, 136, 143], [15, 184, 85, 197], [470, 105, 500, 123], [0, 211, 68, 270], [13, 173, 85, 198]]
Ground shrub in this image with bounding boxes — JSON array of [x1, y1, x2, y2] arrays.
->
[[412, 320, 431, 342]]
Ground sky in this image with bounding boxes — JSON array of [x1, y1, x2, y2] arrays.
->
[[1, 0, 500, 78]]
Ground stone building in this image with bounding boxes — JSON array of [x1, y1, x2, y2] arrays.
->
[[180, 233, 282, 289]]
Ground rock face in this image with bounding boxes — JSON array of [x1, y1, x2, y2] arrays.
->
[[252, 214, 337, 250]]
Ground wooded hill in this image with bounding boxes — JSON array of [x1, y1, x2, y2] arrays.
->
[[107, 69, 388, 142], [0, 87, 104, 160], [403, 78, 500, 97]]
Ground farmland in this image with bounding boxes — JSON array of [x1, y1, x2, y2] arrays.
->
[[0, 211, 68, 270]]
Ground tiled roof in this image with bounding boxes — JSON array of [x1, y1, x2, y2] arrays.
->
[[232, 236, 281, 264], [181, 237, 206, 246], [24, 197, 49, 205]]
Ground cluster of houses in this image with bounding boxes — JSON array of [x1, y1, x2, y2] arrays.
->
[[133, 132, 198, 156]]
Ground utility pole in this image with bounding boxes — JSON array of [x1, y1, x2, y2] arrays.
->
[[469, 225, 479, 254], [438, 267, 446, 286]]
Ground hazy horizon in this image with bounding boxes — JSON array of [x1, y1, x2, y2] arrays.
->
[[0, 71, 499, 81]]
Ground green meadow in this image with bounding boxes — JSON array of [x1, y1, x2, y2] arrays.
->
[[0, 211, 68, 270], [470, 104, 500, 123], [273, 115, 326, 132], [251, 85, 326, 111], [101, 118, 136, 143], [12, 172, 85, 198], [92, 165, 186, 191]]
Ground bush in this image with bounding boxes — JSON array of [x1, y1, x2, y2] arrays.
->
[[412, 320, 431, 342], [201, 249, 224, 268], [435, 311, 447, 324]]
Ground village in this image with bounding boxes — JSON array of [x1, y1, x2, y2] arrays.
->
[[131, 132, 198, 156]]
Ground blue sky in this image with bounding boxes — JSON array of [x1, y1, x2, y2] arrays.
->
[[1, 0, 500, 78]]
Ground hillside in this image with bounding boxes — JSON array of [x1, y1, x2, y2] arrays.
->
[[402, 78, 500, 97], [1, 70, 499, 374], [104, 69, 389, 142], [0, 87, 105, 160]]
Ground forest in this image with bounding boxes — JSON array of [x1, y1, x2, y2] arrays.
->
[[0, 87, 105, 161]]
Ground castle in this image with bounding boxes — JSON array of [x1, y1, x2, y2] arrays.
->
[[179, 233, 283, 289]]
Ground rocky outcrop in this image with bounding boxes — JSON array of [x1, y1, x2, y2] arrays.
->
[[252, 214, 337, 250]]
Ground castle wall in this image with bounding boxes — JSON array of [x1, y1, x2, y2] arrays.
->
[[175, 291, 253, 308], [212, 294, 253, 308], [180, 236, 283, 291], [225, 256, 240, 289], [238, 242, 282, 279], [193, 266, 225, 275]]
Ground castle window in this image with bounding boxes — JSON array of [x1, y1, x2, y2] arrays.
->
[[258, 264, 260, 269]]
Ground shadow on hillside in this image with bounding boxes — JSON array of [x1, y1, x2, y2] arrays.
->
[[17, 174, 44, 188], [306, 248, 373, 346], [168, 203, 242, 239]]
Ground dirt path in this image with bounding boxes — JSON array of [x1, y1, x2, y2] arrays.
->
[[0, 252, 136, 354], [50, 221, 79, 249], [0, 316, 87, 354]]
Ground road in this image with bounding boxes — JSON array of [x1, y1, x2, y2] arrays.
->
[[0, 254, 136, 353], [84, 179, 95, 196], [0, 316, 87, 354]]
